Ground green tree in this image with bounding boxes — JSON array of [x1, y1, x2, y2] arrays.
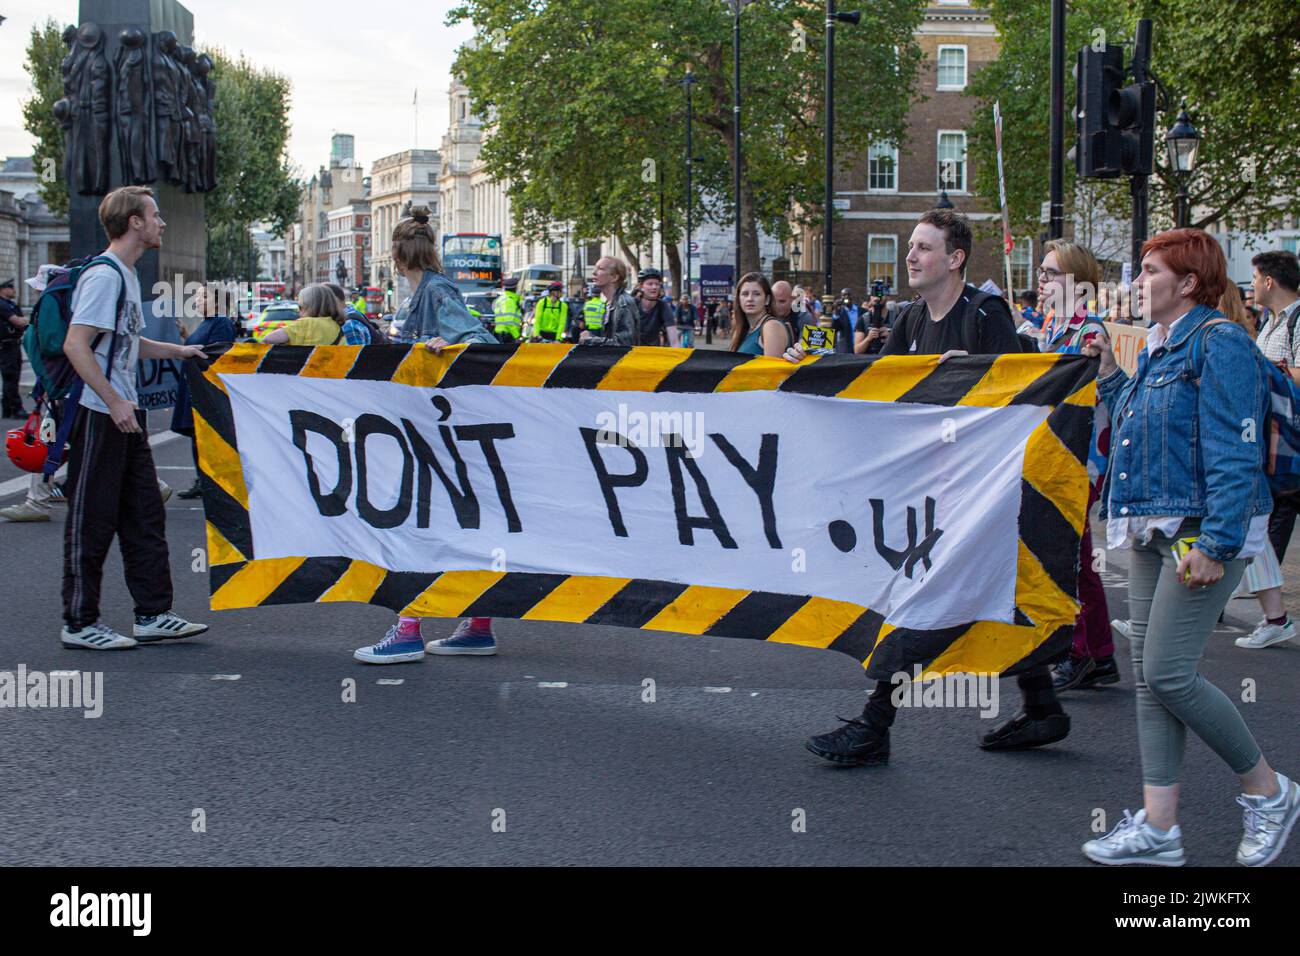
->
[[204, 50, 301, 280], [447, 0, 925, 277], [969, 0, 1300, 260], [21, 18, 70, 218]]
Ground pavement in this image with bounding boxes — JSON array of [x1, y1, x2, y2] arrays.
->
[[0, 371, 1296, 866]]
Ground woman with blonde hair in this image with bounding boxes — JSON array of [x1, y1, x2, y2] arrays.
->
[[262, 283, 344, 346], [354, 206, 500, 666], [1035, 240, 1117, 694], [1219, 283, 1257, 338]]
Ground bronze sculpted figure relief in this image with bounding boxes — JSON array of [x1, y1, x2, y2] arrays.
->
[[72, 22, 113, 196], [51, 21, 217, 195], [114, 27, 155, 185]]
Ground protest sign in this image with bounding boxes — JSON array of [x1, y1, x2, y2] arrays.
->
[[191, 344, 1096, 677]]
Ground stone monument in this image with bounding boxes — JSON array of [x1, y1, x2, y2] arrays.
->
[[55, 0, 214, 296]]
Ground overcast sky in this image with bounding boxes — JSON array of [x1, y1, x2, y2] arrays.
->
[[0, 0, 475, 178]]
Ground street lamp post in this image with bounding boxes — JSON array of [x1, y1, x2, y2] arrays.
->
[[824, 0, 860, 299], [683, 63, 696, 336], [1165, 101, 1200, 229], [935, 189, 954, 210], [728, 0, 749, 283]]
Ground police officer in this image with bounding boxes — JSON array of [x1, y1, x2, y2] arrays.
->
[[492, 276, 524, 343], [0, 279, 29, 419], [532, 281, 568, 342], [582, 280, 605, 336]]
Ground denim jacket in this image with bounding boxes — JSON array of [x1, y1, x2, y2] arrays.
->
[[1097, 304, 1272, 562], [401, 270, 497, 345]]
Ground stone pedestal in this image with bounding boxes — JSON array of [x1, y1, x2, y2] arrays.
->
[[67, 0, 204, 298]]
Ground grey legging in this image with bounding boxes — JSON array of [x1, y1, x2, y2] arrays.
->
[[1126, 521, 1263, 786]]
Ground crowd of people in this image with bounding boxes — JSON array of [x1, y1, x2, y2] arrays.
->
[[3, 186, 1298, 867]]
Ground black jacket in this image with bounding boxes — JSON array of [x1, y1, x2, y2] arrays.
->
[[0, 297, 23, 344]]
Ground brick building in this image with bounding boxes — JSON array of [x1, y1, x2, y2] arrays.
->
[[790, 2, 1034, 300]]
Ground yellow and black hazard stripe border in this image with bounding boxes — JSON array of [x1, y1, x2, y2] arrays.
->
[[189, 343, 1097, 676]]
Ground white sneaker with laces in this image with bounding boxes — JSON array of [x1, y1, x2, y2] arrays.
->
[[61, 622, 138, 650], [1237, 774, 1300, 866], [1082, 809, 1185, 866], [0, 500, 51, 522], [1235, 619, 1296, 649], [158, 478, 173, 504], [1110, 619, 1133, 641], [134, 611, 208, 642]]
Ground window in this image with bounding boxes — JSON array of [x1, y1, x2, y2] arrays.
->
[[867, 235, 897, 291], [1284, 237, 1300, 256], [937, 46, 967, 91], [550, 241, 564, 266], [1010, 239, 1033, 292], [937, 131, 967, 192], [868, 142, 897, 192], [427, 172, 437, 185]]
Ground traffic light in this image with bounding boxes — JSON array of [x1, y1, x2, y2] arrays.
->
[[1073, 45, 1124, 178], [1074, 42, 1154, 179], [1108, 73, 1156, 176]]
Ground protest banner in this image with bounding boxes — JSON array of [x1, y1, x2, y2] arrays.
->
[[135, 297, 186, 410], [1104, 321, 1147, 376], [190, 344, 1096, 677]]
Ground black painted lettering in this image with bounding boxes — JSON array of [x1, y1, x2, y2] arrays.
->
[[454, 423, 521, 533], [664, 434, 737, 549], [578, 427, 647, 537], [354, 414, 414, 529], [402, 419, 481, 530], [289, 409, 351, 517], [709, 433, 781, 549]]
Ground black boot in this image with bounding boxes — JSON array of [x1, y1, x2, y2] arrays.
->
[[805, 716, 890, 766], [1080, 655, 1121, 688], [979, 711, 1070, 751], [1051, 655, 1096, 692], [177, 479, 204, 500]]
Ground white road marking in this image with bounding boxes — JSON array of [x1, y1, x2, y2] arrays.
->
[[704, 686, 732, 693], [0, 430, 182, 499], [537, 681, 568, 688], [211, 674, 241, 681], [377, 679, 404, 685]]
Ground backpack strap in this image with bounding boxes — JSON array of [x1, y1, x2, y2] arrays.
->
[[1185, 317, 1234, 384], [80, 255, 129, 385]]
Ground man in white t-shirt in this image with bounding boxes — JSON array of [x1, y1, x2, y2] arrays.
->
[[61, 186, 209, 651]]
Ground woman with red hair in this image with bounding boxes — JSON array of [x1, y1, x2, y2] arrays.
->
[[1080, 229, 1298, 866]]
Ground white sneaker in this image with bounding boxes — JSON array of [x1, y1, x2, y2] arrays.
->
[[1110, 619, 1133, 641], [0, 500, 52, 522], [1237, 774, 1300, 866], [1235, 619, 1296, 649], [1082, 809, 1185, 866], [61, 622, 137, 650], [134, 611, 208, 642], [158, 478, 173, 503]]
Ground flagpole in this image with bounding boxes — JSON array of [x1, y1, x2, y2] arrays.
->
[[993, 101, 1015, 309], [414, 88, 419, 147]]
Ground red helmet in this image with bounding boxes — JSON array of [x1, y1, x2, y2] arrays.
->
[[6, 413, 47, 474]]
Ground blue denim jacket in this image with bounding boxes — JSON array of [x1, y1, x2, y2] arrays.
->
[[401, 270, 497, 345], [1097, 304, 1272, 562]]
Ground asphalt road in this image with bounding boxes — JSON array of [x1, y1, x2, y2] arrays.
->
[[0, 420, 1296, 866]]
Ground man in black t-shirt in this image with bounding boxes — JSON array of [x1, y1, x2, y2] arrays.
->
[[633, 268, 670, 346], [788, 209, 1071, 768]]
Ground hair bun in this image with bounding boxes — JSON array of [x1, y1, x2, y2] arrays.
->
[[409, 205, 432, 225]]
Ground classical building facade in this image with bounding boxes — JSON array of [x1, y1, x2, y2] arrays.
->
[[0, 158, 70, 307], [790, 2, 1018, 300], [320, 201, 372, 290], [292, 134, 369, 290], [370, 149, 441, 294]]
